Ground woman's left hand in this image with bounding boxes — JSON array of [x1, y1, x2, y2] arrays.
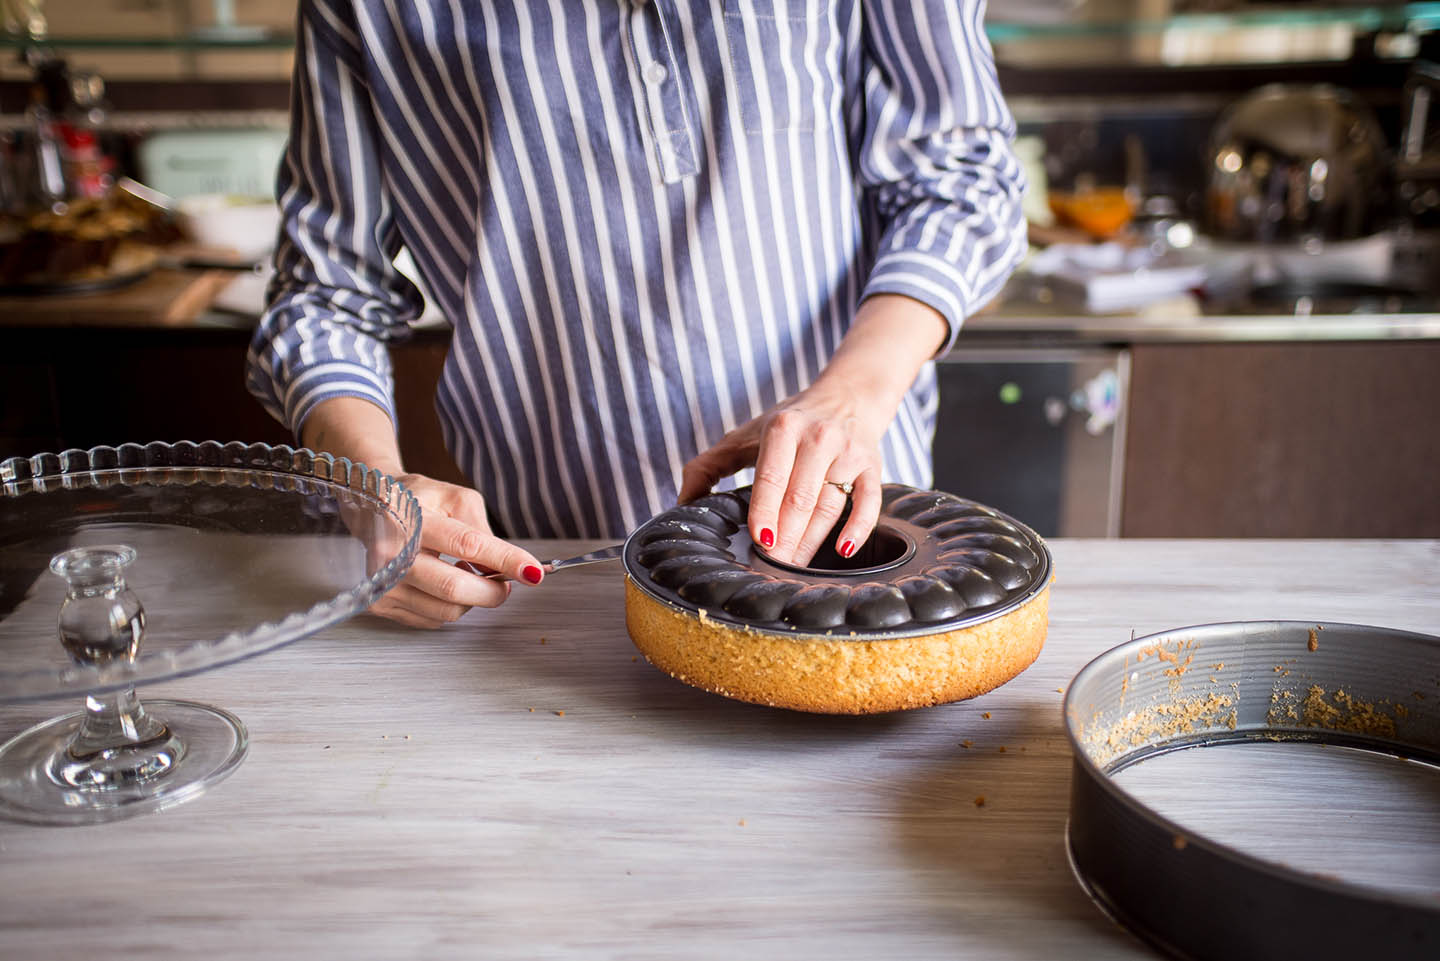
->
[[677, 294, 951, 568], [678, 383, 886, 567]]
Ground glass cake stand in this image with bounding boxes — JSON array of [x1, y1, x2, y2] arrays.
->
[[0, 441, 421, 825]]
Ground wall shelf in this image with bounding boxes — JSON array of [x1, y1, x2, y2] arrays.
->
[[987, 2, 1440, 41], [3, 2, 1434, 54]]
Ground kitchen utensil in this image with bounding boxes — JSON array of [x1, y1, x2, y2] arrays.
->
[[116, 175, 177, 213], [464, 543, 624, 581], [1064, 620, 1440, 959]]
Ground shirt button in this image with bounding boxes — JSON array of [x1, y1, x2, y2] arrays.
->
[[644, 62, 667, 86]]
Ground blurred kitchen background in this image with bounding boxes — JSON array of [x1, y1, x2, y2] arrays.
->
[[1, 0, 1436, 538]]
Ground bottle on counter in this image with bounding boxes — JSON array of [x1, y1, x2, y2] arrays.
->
[[58, 71, 115, 202], [25, 83, 67, 210]]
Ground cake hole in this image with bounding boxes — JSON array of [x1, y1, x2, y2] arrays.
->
[[756, 523, 915, 577]]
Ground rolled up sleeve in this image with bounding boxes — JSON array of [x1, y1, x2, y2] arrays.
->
[[245, 0, 423, 440], [855, 0, 1027, 354]]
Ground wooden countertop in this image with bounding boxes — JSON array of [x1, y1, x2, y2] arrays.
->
[[1, 539, 1437, 959], [0, 266, 239, 328]]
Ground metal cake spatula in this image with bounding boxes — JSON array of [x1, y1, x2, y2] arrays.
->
[[459, 544, 624, 581]]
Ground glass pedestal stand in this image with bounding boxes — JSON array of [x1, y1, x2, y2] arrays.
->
[[0, 442, 421, 825], [0, 545, 247, 823]]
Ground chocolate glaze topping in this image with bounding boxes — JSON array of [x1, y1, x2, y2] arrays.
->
[[623, 484, 1051, 638]]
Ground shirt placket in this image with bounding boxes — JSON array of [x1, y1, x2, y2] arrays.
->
[[625, 0, 699, 184]]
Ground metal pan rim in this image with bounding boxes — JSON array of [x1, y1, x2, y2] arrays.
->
[[1062, 619, 1440, 959]]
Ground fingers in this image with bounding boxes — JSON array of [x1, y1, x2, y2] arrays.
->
[[769, 416, 845, 561], [360, 473, 550, 629], [410, 552, 511, 607], [748, 409, 883, 566], [677, 454, 722, 505], [368, 582, 468, 630], [746, 411, 802, 553], [830, 469, 882, 562], [678, 428, 759, 504], [422, 513, 545, 585], [789, 481, 852, 567], [366, 552, 517, 628]]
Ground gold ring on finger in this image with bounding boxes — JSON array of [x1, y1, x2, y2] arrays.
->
[[826, 479, 854, 496]]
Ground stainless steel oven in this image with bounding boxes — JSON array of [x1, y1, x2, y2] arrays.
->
[[932, 347, 1129, 537]]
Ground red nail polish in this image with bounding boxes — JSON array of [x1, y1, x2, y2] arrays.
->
[[840, 539, 856, 558], [760, 528, 775, 549], [522, 565, 544, 585]]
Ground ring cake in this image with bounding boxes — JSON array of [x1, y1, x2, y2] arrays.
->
[[623, 484, 1053, 714]]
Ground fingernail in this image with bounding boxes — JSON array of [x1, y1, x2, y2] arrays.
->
[[840, 539, 856, 559], [522, 565, 544, 585], [760, 527, 775, 549]]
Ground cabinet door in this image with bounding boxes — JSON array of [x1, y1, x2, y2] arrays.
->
[[1122, 341, 1440, 537], [0, 356, 64, 459]]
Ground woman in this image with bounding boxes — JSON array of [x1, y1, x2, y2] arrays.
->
[[247, 0, 1026, 627]]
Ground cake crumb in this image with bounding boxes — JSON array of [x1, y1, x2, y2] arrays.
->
[[982, 712, 992, 719], [1306, 628, 1319, 652], [1172, 834, 1188, 851], [528, 707, 534, 712], [960, 739, 973, 748], [974, 796, 986, 808], [1055, 687, 1065, 694], [997, 745, 1007, 753], [1298, 685, 1397, 737], [738, 819, 746, 827], [554, 710, 566, 717], [1086, 691, 1237, 764], [540, 637, 547, 645]]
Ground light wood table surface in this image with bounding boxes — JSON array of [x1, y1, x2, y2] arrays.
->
[[2, 539, 1437, 960]]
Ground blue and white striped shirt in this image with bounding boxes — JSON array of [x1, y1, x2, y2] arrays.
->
[[246, 0, 1026, 539]]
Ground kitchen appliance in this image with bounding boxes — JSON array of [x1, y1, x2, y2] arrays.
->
[[933, 347, 1128, 538], [136, 128, 287, 202]]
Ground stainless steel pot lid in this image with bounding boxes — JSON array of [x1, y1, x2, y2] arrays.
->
[[1204, 84, 1391, 244], [1063, 621, 1440, 959]]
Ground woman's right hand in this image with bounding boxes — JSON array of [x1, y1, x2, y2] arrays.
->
[[370, 472, 547, 629], [300, 397, 545, 629]]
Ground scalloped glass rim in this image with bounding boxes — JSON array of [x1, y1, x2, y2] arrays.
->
[[0, 441, 423, 702]]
